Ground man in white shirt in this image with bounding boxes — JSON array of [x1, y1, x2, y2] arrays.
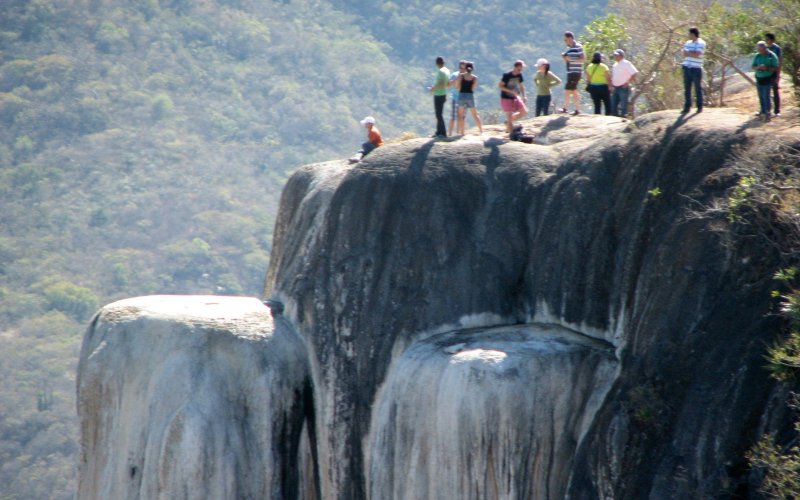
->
[[610, 49, 638, 117], [681, 27, 706, 113]]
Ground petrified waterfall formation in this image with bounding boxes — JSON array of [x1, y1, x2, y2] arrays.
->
[[78, 110, 796, 499]]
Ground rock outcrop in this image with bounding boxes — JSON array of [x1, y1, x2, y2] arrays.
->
[[78, 109, 800, 499], [76, 296, 313, 499], [366, 324, 617, 499]]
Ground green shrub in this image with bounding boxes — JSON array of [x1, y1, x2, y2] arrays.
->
[[43, 281, 99, 321], [13, 136, 34, 159], [150, 93, 174, 122], [748, 413, 800, 498], [94, 21, 129, 54]]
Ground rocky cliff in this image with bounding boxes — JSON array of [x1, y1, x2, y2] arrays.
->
[[76, 296, 314, 499], [78, 109, 800, 499]]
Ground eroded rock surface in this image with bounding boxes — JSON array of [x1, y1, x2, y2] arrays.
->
[[77, 109, 799, 500], [77, 295, 312, 500], [265, 109, 796, 499], [366, 324, 617, 500]]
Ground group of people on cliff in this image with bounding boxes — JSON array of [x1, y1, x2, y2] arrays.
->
[[350, 28, 784, 162], [681, 28, 782, 122]]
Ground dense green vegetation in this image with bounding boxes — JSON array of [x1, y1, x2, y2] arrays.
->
[[0, 0, 601, 497]]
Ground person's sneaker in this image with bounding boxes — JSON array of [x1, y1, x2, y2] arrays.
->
[[696, 107, 702, 113], [775, 112, 781, 117], [680, 108, 690, 114], [571, 110, 580, 115], [557, 107, 568, 113], [765, 114, 772, 122]]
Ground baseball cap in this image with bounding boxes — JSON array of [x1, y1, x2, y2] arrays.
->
[[514, 59, 526, 68], [360, 116, 376, 125], [613, 49, 625, 57], [756, 41, 767, 47], [536, 58, 549, 66]]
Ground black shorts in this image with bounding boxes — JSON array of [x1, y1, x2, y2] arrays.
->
[[565, 73, 581, 90]]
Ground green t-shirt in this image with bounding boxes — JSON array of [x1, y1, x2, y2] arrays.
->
[[752, 51, 778, 79], [534, 72, 562, 96], [433, 66, 450, 96], [586, 63, 610, 85]]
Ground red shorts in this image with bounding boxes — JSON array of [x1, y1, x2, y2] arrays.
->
[[501, 97, 526, 113]]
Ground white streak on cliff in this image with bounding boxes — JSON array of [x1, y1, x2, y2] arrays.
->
[[365, 323, 619, 500], [77, 295, 310, 500]]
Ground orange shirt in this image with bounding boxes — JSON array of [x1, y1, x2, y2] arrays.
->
[[368, 127, 384, 147]]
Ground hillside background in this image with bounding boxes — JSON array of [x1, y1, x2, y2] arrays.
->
[[0, 0, 601, 497]]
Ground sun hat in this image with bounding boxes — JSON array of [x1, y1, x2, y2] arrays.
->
[[360, 116, 376, 126]]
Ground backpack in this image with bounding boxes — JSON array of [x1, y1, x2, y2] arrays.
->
[[510, 124, 535, 143]]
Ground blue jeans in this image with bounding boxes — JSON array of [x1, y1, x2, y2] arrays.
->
[[535, 95, 551, 116], [757, 83, 772, 115], [682, 66, 703, 111], [360, 141, 377, 157], [612, 86, 630, 116], [771, 74, 780, 114]]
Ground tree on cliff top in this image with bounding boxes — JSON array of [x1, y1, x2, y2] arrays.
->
[[581, 0, 799, 113]]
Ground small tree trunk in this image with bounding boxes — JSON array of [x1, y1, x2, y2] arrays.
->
[[719, 62, 729, 106]]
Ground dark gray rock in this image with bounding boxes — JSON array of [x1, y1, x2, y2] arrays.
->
[[265, 109, 797, 499]]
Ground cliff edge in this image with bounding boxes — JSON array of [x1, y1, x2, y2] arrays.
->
[[77, 108, 800, 499], [264, 108, 797, 498]]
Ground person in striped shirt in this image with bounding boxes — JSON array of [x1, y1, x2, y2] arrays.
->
[[681, 27, 706, 114], [560, 31, 585, 115]]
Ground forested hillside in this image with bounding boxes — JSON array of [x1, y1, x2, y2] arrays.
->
[[0, 0, 596, 497]]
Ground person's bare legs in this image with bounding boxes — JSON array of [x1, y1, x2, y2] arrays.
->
[[457, 107, 466, 135], [512, 102, 528, 123], [506, 101, 527, 132], [565, 89, 581, 113], [470, 107, 483, 134]]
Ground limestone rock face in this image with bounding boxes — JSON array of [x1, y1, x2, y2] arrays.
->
[[76, 295, 312, 500], [264, 110, 796, 498], [77, 109, 798, 499], [366, 324, 618, 500]]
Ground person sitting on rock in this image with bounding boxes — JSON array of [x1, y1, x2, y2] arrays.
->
[[349, 116, 384, 163]]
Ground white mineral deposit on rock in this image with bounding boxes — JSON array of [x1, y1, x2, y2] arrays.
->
[[365, 324, 617, 500], [77, 295, 311, 500]]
